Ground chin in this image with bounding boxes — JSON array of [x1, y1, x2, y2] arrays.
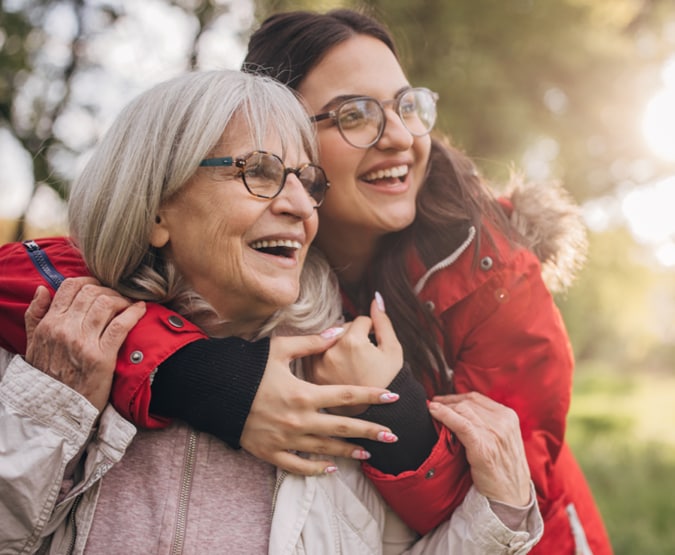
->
[[384, 209, 417, 232], [261, 286, 301, 311]]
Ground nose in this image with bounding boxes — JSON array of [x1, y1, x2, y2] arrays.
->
[[375, 108, 414, 151], [271, 172, 316, 220]]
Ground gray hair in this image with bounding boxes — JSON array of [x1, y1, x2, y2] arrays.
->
[[68, 69, 336, 336]]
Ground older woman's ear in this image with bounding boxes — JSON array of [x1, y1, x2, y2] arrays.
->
[[150, 214, 171, 248]]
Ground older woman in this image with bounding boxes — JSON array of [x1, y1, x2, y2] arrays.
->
[[0, 69, 542, 553]]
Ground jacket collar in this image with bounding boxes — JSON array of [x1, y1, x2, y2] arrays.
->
[[412, 226, 477, 295]]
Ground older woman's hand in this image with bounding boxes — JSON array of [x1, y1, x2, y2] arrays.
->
[[24, 277, 146, 413], [429, 392, 532, 507], [241, 332, 400, 476]]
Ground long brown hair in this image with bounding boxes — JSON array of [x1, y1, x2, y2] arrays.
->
[[244, 9, 512, 393]]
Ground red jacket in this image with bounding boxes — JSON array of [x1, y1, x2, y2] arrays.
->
[[361, 222, 612, 554], [0, 237, 205, 429], [0, 227, 611, 553]]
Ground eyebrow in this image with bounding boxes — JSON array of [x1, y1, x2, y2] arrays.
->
[[318, 86, 413, 113], [318, 94, 364, 113]]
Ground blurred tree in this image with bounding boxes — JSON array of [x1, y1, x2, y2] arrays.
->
[[2, 0, 674, 370], [251, 1, 675, 200], [559, 226, 664, 366], [362, 0, 675, 200], [0, 0, 235, 241]]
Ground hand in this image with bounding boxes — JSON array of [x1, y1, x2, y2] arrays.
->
[[240, 331, 400, 476], [306, 293, 403, 415], [24, 277, 146, 413], [429, 392, 532, 506]]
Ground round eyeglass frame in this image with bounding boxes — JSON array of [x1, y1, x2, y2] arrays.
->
[[199, 150, 330, 208], [310, 87, 439, 149]]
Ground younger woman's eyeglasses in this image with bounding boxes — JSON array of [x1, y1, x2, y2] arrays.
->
[[310, 87, 439, 149], [199, 150, 330, 208]]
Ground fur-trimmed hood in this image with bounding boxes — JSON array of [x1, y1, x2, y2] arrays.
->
[[503, 179, 588, 293]]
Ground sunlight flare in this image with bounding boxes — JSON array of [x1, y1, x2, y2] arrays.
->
[[642, 56, 675, 161]]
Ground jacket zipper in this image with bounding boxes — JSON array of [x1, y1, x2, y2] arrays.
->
[[22, 240, 66, 290], [171, 430, 199, 555], [270, 470, 287, 516], [64, 494, 83, 555]]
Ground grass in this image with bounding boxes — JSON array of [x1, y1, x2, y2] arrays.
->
[[567, 363, 675, 554]]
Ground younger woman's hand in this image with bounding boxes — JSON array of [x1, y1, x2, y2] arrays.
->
[[306, 293, 403, 415], [240, 331, 400, 476]]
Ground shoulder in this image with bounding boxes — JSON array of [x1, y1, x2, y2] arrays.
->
[[411, 223, 540, 311]]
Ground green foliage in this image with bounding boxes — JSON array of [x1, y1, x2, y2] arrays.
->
[[0, 7, 33, 123], [558, 227, 675, 368], [568, 365, 675, 553]]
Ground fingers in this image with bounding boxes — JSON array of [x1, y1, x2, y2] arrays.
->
[[47, 277, 100, 314], [433, 391, 503, 413], [24, 285, 53, 342], [428, 401, 476, 444], [292, 435, 372, 462], [261, 436, 373, 476], [267, 450, 338, 477], [270, 330, 345, 361], [311, 383, 399, 410], [368, 292, 400, 355], [100, 302, 147, 353], [302, 408, 399, 443]]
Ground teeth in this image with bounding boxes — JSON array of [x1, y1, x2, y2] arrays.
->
[[250, 239, 302, 250], [363, 165, 408, 182]]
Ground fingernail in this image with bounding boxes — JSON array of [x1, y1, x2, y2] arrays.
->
[[351, 449, 371, 461], [428, 402, 440, 411], [32, 286, 42, 300], [320, 326, 344, 339], [380, 392, 399, 402], [377, 431, 398, 443], [324, 465, 339, 474], [374, 291, 385, 312]]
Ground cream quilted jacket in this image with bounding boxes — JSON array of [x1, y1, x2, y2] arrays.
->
[[0, 351, 542, 554]]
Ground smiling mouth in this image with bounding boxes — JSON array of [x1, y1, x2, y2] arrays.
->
[[250, 239, 302, 258], [362, 164, 408, 184]]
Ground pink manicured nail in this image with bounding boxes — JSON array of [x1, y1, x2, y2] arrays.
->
[[380, 392, 399, 402], [374, 291, 385, 312], [320, 326, 344, 339], [377, 431, 398, 443], [324, 465, 339, 474], [351, 449, 371, 460]]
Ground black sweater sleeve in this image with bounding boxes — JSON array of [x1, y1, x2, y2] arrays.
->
[[349, 364, 438, 475], [149, 336, 270, 449]]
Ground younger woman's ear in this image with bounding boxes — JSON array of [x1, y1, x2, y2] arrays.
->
[[149, 213, 170, 248]]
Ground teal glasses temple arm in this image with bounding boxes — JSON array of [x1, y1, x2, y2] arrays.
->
[[200, 157, 235, 167]]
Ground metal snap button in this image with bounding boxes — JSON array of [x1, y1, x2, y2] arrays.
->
[[168, 315, 184, 328], [130, 350, 144, 364], [480, 256, 493, 271]]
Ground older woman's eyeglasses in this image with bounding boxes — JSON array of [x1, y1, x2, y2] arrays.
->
[[310, 87, 439, 149], [199, 151, 330, 207]]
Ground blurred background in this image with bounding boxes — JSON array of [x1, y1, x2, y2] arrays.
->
[[1, 0, 674, 551]]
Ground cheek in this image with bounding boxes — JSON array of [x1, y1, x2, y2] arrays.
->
[[318, 132, 357, 184], [306, 212, 319, 243], [415, 135, 431, 170]]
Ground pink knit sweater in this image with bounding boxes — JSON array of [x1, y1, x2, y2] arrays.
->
[[85, 421, 276, 554]]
